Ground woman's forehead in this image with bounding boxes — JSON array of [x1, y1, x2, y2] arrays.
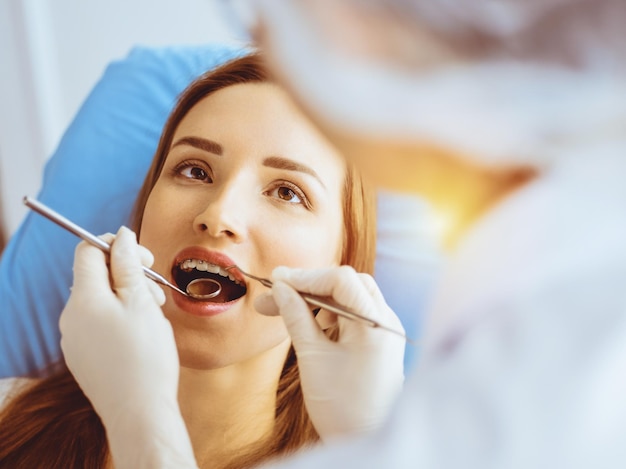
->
[[171, 83, 347, 177], [175, 83, 309, 140]]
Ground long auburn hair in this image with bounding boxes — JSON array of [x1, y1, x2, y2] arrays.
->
[[0, 53, 377, 469]]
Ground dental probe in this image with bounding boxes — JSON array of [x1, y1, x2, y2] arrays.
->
[[23, 196, 221, 300], [225, 265, 415, 344]]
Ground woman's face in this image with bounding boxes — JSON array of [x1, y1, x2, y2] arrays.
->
[[140, 83, 346, 370]]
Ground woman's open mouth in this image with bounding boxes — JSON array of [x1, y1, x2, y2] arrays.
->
[[173, 259, 247, 303]]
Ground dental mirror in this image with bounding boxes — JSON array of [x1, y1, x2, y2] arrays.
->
[[186, 278, 222, 300]]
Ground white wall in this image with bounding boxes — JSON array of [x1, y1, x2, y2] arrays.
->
[[0, 0, 244, 239]]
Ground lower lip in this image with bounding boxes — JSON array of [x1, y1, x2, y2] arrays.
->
[[172, 289, 241, 316]]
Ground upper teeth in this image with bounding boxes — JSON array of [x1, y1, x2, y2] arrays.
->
[[179, 259, 241, 284]]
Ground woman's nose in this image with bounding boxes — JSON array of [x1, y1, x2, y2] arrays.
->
[[193, 183, 249, 242]]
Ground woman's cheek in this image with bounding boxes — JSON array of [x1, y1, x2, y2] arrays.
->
[[288, 225, 342, 268]]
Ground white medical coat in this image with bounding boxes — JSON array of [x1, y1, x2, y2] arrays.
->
[[264, 146, 626, 468]]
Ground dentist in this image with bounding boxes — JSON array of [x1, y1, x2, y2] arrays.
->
[[59, 1, 626, 468]]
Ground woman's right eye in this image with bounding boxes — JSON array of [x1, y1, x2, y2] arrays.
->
[[173, 160, 213, 183]]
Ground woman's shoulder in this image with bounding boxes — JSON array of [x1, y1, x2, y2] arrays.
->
[[0, 376, 36, 409]]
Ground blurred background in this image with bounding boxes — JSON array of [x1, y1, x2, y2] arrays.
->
[[0, 0, 244, 246]]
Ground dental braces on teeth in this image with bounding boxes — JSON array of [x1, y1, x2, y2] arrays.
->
[[179, 259, 242, 284]]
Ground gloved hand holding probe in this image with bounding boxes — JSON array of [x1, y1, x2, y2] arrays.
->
[[258, 266, 406, 440]]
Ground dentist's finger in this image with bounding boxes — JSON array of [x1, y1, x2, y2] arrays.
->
[[137, 244, 156, 269], [71, 241, 114, 295], [255, 290, 333, 327], [356, 273, 403, 328], [98, 233, 115, 244], [95, 232, 154, 268], [271, 280, 327, 346], [254, 292, 279, 316], [109, 227, 152, 304], [274, 266, 378, 298], [98, 231, 162, 304], [358, 273, 381, 299], [146, 279, 166, 306], [273, 266, 379, 321]]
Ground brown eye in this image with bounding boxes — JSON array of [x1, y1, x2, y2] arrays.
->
[[277, 186, 300, 202], [265, 180, 310, 209], [189, 167, 208, 180], [175, 161, 213, 183]]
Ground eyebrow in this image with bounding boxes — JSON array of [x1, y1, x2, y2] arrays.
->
[[263, 156, 325, 188], [171, 136, 223, 155]]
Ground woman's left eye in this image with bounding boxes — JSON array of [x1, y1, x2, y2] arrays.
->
[[266, 182, 309, 207]]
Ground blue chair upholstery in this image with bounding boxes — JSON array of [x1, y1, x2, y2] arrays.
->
[[0, 44, 439, 378]]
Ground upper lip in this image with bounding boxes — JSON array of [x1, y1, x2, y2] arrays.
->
[[172, 246, 247, 285]]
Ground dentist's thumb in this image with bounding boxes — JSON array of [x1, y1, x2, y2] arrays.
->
[[255, 269, 326, 347]]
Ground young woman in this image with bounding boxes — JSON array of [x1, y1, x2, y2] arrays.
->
[[0, 54, 405, 469]]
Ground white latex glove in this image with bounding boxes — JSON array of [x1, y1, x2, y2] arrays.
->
[[256, 265, 406, 441], [60, 227, 197, 469]]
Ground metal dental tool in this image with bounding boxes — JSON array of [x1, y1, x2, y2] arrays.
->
[[225, 265, 414, 343], [23, 196, 221, 300]]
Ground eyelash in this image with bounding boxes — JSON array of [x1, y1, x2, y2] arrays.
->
[[265, 180, 312, 209], [171, 159, 213, 183]]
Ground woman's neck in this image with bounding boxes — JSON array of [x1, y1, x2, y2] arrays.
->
[[177, 339, 291, 468]]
